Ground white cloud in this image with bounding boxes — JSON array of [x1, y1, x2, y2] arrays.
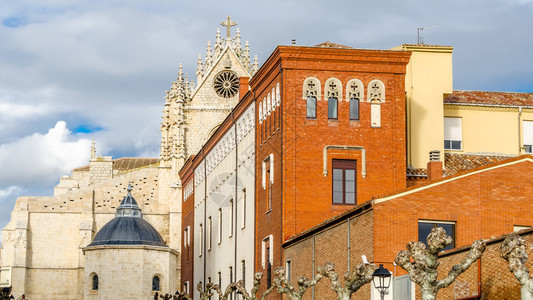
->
[[0, 121, 91, 187]]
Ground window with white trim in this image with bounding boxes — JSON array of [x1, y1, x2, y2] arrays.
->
[[444, 117, 462, 150], [418, 220, 455, 250], [218, 208, 222, 244], [523, 121, 533, 153], [241, 188, 246, 229], [208, 217, 212, 251], [199, 223, 203, 256], [229, 199, 234, 238], [303, 77, 320, 119]]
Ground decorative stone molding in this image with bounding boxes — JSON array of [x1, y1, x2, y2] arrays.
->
[[184, 181, 194, 201], [302, 77, 321, 100], [367, 79, 385, 103], [346, 79, 364, 101], [324, 78, 342, 101]]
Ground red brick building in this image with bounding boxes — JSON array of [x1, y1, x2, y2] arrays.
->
[[251, 45, 411, 295], [283, 155, 533, 299]]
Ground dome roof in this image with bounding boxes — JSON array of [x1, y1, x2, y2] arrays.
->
[[88, 184, 166, 247], [88, 217, 166, 247]]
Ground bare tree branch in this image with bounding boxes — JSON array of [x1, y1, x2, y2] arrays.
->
[[395, 227, 486, 300], [273, 266, 323, 299], [500, 233, 533, 298], [318, 262, 375, 300]]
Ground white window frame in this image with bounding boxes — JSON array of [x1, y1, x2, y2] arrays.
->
[[218, 208, 222, 244], [444, 117, 463, 151], [229, 199, 234, 238], [523, 120, 533, 153], [261, 235, 274, 269], [199, 223, 203, 257], [207, 217, 212, 251], [241, 188, 246, 229]]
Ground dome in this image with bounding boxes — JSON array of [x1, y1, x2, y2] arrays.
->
[[88, 184, 166, 247]]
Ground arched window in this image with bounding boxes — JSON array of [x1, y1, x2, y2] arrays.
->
[[325, 78, 341, 120], [303, 77, 320, 119], [368, 80, 385, 128], [152, 275, 160, 291], [258, 100, 263, 123], [92, 274, 99, 290], [347, 79, 363, 121], [267, 93, 272, 115], [307, 96, 317, 119], [349, 97, 359, 120], [328, 97, 338, 119]]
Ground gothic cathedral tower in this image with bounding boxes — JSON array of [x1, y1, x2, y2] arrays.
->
[[158, 16, 257, 251]]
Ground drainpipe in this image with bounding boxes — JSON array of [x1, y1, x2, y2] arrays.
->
[[323, 145, 366, 178]]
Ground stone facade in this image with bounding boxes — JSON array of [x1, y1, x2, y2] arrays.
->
[[84, 246, 178, 300], [0, 17, 257, 299]]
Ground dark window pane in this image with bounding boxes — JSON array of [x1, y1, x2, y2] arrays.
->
[[328, 97, 338, 119], [452, 140, 462, 150], [418, 222, 455, 251], [307, 96, 316, 118], [444, 140, 451, 150], [350, 98, 360, 120], [525, 145, 532, 153], [418, 223, 433, 244], [152, 276, 160, 291], [92, 275, 99, 290]]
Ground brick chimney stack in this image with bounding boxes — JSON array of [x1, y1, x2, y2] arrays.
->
[[427, 150, 443, 181], [239, 77, 250, 101]]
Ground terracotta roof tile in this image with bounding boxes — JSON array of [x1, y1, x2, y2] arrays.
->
[[444, 90, 533, 107], [443, 153, 516, 175], [407, 153, 516, 178]]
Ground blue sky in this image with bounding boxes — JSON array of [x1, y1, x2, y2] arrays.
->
[[0, 0, 532, 236]]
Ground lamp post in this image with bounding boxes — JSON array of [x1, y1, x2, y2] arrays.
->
[[372, 264, 391, 300]]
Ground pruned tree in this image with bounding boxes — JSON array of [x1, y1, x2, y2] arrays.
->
[[318, 262, 376, 300], [197, 282, 216, 300], [500, 233, 533, 300], [274, 266, 323, 299], [395, 227, 486, 300], [234, 273, 274, 300], [212, 281, 238, 300]]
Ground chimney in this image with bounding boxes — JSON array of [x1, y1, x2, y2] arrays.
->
[[239, 77, 250, 101], [427, 150, 443, 181]]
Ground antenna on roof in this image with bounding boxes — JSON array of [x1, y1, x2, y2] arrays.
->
[[417, 25, 440, 44]]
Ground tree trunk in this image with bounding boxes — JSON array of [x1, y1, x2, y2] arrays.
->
[[522, 284, 533, 300]]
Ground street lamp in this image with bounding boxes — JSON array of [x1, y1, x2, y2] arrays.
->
[[372, 264, 391, 300]]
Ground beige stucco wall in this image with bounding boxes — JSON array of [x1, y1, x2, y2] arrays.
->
[[444, 105, 533, 154], [84, 245, 178, 300], [391, 44, 453, 169]]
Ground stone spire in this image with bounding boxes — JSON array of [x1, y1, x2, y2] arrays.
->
[[90, 138, 96, 160], [194, 17, 258, 85]]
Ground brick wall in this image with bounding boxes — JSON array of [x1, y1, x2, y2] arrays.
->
[[436, 230, 533, 299], [283, 209, 374, 300], [373, 158, 533, 277]]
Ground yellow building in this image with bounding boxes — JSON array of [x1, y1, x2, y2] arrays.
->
[[393, 44, 533, 171]]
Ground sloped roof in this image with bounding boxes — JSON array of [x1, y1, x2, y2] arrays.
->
[[72, 157, 159, 172], [444, 153, 516, 175], [444, 90, 533, 107], [314, 41, 353, 49], [407, 153, 516, 178]]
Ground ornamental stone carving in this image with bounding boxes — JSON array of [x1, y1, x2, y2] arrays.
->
[[346, 79, 364, 101], [302, 77, 321, 100], [324, 78, 342, 101]]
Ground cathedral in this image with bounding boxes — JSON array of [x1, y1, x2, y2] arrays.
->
[[2, 15, 533, 300], [0, 16, 256, 299]]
